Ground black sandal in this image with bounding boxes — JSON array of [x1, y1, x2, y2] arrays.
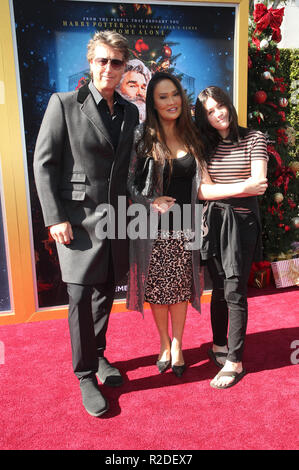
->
[[208, 349, 228, 368], [210, 369, 246, 389]]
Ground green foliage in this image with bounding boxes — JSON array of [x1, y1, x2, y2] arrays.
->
[[279, 48, 299, 159], [248, 9, 299, 260]]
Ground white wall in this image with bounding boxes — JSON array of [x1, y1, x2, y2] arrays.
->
[[279, 0, 299, 49]]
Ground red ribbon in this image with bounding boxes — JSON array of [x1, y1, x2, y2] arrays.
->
[[253, 5, 284, 42], [277, 111, 286, 122], [273, 77, 287, 93], [268, 203, 283, 220], [267, 144, 282, 167], [288, 198, 296, 209], [276, 128, 288, 145], [274, 167, 294, 194], [252, 35, 261, 49], [266, 101, 278, 109], [248, 261, 271, 288]]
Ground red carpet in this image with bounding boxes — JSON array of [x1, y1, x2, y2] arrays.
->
[[0, 286, 298, 450]]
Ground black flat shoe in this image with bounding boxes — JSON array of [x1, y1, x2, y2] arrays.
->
[[156, 359, 171, 374], [172, 363, 186, 378]]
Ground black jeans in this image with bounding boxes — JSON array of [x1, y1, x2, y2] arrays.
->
[[207, 211, 258, 363]]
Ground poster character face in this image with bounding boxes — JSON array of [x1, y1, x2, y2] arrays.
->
[[117, 59, 151, 122], [119, 70, 147, 102]]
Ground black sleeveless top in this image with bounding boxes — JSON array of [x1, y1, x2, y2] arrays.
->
[[160, 153, 196, 231]]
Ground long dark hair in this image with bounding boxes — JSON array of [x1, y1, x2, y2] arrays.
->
[[195, 86, 248, 162], [136, 72, 204, 168]]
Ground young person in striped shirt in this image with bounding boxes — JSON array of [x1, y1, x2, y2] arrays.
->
[[195, 86, 268, 389]]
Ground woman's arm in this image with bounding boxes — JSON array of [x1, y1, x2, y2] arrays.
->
[[198, 166, 268, 200], [127, 126, 158, 210], [198, 131, 269, 200]]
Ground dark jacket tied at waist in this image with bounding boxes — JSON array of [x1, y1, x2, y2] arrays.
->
[[201, 197, 263, 279]]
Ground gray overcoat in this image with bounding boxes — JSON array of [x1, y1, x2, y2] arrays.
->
[[126, 125, 204, 315], [33, 83, 139, 285]]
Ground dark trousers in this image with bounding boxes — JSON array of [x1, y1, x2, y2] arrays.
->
[[207, 211, 258, 363], [67, 264, 115, 379]]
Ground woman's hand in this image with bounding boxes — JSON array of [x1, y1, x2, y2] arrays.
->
[[152, 196, 176, 213], [242, 177, 268, 196]]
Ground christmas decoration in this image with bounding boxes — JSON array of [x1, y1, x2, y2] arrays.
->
[[248, 261, 272, 288], [253, 4, 284, 43], [254, 90, 267, 103], [262, 71, 272, 80], [291, 217, 299, 229], [260, 39, 269, 49], [248, 1, 299, 261], [274, 192, 284, 203], [100, 3, 182, 80], [277, 110, 285, 122], [160, 59, 171, 70], [135, 39, 149, 53], [279, 97, 288, 107], [162, 45, 172, 58], [271, 258, 299, 288]]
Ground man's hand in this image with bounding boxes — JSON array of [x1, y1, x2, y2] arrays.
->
[[49, 221, 74, 245]]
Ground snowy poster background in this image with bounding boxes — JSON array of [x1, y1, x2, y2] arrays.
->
[[12, 0, 235, 307]]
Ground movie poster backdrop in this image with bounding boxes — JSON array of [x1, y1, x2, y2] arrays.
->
[[0, 192, 10, 312], [12, 0, 236, 307]]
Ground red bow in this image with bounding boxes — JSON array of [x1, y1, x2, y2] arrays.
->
[[253, 4, 284, 42]]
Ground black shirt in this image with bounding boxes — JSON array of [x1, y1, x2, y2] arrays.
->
[[164, 153, 196, 205], [160, 153, 196, 231], [88, 81, 124, 151]]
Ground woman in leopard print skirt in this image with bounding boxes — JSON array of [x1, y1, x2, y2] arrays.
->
[[127, 72, 205, 377]]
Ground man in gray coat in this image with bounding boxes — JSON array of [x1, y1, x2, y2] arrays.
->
[[34, 31, 139, 417]]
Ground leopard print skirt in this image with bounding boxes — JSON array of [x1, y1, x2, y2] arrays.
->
[[144, 230, 193, 305]]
